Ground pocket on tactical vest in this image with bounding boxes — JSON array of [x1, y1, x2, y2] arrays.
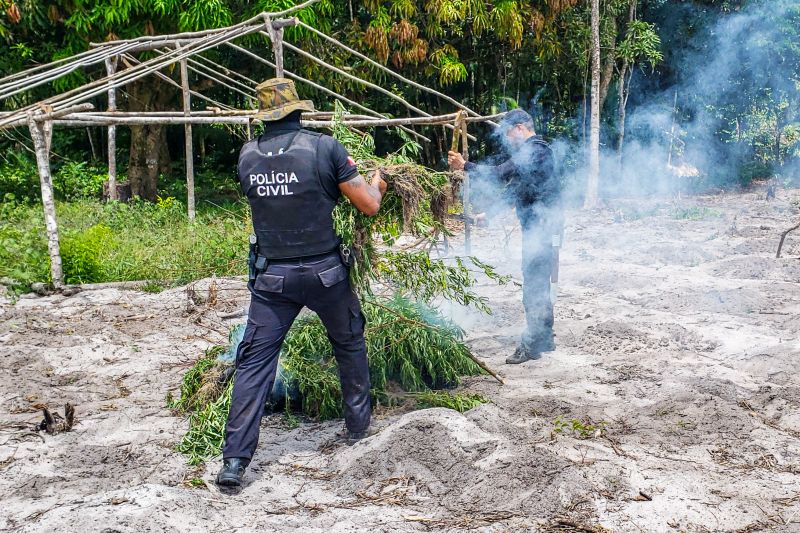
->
[[254, 273, 284, 293], [317, 264, 347, 288]]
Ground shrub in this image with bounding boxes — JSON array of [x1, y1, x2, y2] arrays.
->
[[53, 161, 108, 200], [0, 154, 39, 202], [61, 224, 112, 284], [0, 199, 249, 291], [0, 200, 49, 289]]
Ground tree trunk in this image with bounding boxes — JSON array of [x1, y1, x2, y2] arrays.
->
[[86, 127, 99, 161], [616, 1, 637, 162], [616, 63, 629, 158], [774, 106, 787, 166], [599, 18, 617, 112], [126, 78, 174, 201], [585, 0, 601, 209]]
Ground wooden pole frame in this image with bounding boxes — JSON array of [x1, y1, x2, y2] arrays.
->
[[224, 41, 431, 143], [460, 113, 471, 255], [278, 37, 476, 142], [179, 51, 196, 221], [1, 9, 513, 289], [1, 111, 505, 129], [265, 16, 286, 78], [27, 113, 63, 287], [105, 56, 119, 201]]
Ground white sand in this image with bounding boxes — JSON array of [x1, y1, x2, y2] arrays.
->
[[1, 189, 799, 532]]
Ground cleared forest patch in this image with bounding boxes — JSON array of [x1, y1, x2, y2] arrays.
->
[[1, 189, 799, 532]]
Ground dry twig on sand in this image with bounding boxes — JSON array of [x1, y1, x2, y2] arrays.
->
[[776, 219, 800, 258], [544, 518, 612, 532]]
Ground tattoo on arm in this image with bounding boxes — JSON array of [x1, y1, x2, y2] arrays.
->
[[342, 174, 382, 202]]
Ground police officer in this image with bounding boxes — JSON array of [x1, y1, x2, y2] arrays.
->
[[216, 78, 387, 488], [448, 109, 562, 364]]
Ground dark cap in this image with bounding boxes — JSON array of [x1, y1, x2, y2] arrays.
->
[[499, 109, 534, 131]]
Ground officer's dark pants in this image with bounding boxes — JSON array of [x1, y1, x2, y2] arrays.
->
[[222, 251, 370, 461], [520, 223, 556, 353]]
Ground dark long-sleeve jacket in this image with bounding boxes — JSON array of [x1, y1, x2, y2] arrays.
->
[[464, 135, 560, 230]]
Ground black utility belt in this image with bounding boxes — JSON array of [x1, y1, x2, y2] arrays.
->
[[262, 250, 339, 263], [248, 242, 353, 281]]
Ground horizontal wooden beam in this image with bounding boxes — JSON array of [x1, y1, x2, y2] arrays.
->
[[0, 109, 505, 129]]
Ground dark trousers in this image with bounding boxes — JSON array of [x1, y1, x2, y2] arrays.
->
[[222, 251, 370, 461], [520, 223, 557, 353]]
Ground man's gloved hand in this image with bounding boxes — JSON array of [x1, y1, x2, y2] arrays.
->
[[448, 150, 466, 171]]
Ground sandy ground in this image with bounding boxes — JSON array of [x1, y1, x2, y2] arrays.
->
[[1, 188, 799, 532]]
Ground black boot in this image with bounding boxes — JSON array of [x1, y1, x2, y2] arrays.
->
[[337, 426, 375, 445], [216, 457, 249, 487], [505, 345, 541, 364]]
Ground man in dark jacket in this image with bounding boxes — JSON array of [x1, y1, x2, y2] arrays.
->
[[448, 109, 562, 364], [216, 78, 387, 488]]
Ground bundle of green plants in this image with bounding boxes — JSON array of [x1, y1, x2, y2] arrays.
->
[[327, 104, 509, 301], [170, 295, 488, 464], [410, 390, 488, 412]]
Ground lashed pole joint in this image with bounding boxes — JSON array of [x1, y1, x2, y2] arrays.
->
[[264, 16, 299, 78]]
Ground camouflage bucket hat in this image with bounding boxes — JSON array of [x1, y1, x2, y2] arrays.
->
[[254, 78, 314, 121]]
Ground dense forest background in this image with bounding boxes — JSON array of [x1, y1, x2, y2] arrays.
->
[[0, 0, 797, 205], [0, 0, 798, 291]]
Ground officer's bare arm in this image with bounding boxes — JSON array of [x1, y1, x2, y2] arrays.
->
[[339, 171, 387, 216]]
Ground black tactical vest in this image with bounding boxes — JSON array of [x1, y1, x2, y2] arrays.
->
[[237, 130, 341, 259]]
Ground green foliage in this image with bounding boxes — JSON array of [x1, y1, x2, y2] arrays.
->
[[0, 200, 50, 289], [176, 378, 233, 465], [0, 198, 249, 291], [331, 109, 512, 309], [411, 390, 487, 412], [618, 20, 663, 69], [170, 346, 231, 464], [3, 0, 796, 194], [670, 206, 723, 220], [429, 45, 468, 86], [363, 295, 481, 392], [553, 416, 607, 440], [173, 295, 485, 464], [377, 251, 510, 314], [168, 346, 226, 412], [61, 224, 112, 284], [0, 155, 111, 203], [0, 152, 39, 202], [179, 0, 232, 31], [279, 295, 483, 419], [53, 161, 108, 200]]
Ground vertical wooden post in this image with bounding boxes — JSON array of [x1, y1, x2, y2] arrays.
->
[[584, 0, 601, 209], [460, 114, 471, 256], [266, 19, 285, 77], [179, 54, 196, 221], [667, 89, 678, 168], [247, 118, 254, 140], [105, 56, 119, 201], [27, 114, 63, 288]]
